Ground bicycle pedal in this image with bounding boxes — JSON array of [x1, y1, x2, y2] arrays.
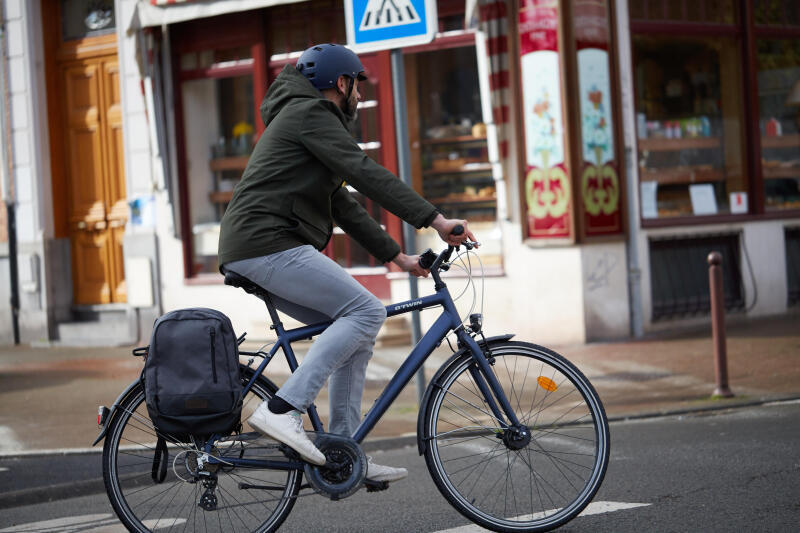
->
[[364, 479, 389, 492]]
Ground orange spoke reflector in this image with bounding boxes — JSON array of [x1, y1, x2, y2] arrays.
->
[[537, 376, 558, 392]]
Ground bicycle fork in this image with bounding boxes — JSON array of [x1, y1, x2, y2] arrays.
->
[[457, 330, 531, 447]]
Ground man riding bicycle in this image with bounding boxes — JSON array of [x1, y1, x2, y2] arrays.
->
[[218, 43, 475, 484]]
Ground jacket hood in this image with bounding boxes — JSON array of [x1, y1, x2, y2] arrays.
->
[[260, 64, 347, 127]]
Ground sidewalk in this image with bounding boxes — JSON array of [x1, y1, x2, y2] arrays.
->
[[0, 313, 798, 454]]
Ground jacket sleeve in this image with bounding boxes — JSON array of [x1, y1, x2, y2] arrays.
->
[[300, 101, 439, 229], [331, 186, 401, 263]]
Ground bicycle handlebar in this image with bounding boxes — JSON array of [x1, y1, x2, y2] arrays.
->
[[417, 224, 478, 287]]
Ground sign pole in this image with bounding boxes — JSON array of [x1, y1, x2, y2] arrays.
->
[[344, 0, 438, 404], [390, 48, 425, 404]]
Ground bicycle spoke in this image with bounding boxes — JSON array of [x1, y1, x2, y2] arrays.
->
[[425, 345, 608, 531], [103, 372, 300, 532]]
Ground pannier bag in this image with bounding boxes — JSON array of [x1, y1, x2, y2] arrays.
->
[[144, 308, 243, 438]]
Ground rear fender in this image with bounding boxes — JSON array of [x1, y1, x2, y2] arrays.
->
[[416, 334, 514, 455]]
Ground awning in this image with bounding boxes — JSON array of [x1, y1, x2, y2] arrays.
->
[[128, 0, 305, 33]]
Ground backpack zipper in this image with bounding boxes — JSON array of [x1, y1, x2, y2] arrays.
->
[[210, 329, 218, 383]]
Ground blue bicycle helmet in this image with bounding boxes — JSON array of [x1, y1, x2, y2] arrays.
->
[[296, 43, 367, 90]]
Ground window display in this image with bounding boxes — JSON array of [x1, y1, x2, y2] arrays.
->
[[757, 39, 800, 211], [182, 74, 254, 274], [634, 35, 746, 218], [407, 45, 502, 266], [61, 0, 116, 40]]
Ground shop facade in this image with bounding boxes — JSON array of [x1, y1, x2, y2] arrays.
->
[[0, 0, 797, 345]]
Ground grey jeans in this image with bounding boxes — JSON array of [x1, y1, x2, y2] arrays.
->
[[224, 245, 387, 436]]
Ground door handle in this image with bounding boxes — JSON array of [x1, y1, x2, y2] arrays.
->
[[77, 221, 87, 229], [94, 220, 107, 230], [108, 219, 125, 228]]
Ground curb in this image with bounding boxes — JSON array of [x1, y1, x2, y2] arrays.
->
[[2, 397, 799, 509], [0, 477, 106, 510], [605, 395, 800, 424]]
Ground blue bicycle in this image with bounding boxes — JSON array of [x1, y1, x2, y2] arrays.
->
[[96, 239, 609, 532]]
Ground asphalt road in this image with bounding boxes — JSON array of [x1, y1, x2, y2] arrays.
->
[[1, 401, 798, 532]]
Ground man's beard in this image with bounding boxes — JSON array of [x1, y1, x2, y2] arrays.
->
[[341, 97, 358, 123]]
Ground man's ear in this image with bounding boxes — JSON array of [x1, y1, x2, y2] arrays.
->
[[336, 75, 349, 95]]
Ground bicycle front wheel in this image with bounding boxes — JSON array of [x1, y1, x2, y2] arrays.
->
[[422, 341, 609, 532], [102, 367, 302, 533]]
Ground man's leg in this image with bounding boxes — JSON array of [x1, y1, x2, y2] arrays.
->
[[327, 344, 372, 436], [225, 246, 385, 433]]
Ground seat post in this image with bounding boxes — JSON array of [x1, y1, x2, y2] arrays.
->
[[262, 293, 284, 331]]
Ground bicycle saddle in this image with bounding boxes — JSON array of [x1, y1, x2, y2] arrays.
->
[[223, 271, 268, 298]]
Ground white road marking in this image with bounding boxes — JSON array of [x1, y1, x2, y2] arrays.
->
[[0, 467, 8, 472], [431, 501, 651, 532], [0, 514, 187, 533], [0, 514, 118, 532]]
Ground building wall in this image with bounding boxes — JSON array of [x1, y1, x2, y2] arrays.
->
[[637, 220, 792, 332], [111, 0, 797, 351], [0, 0, 52, 344]]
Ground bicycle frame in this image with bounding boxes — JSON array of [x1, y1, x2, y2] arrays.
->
[[211, 275, 522, 468]]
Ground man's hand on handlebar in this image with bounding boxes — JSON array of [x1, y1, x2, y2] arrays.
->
[[392, 252, 430, 278], [430, 214, 479, 248]]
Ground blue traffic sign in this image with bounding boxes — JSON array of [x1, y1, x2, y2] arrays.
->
[[345, 0, 437, 52]]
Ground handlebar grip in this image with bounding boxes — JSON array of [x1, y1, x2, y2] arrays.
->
[[418, 249, 437, 270], [451, 225, 464, 236]]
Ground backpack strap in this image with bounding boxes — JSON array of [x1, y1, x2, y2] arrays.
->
[[152, 436, 168, 484]]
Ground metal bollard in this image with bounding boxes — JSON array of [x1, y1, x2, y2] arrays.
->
[[707, 252, 734, 398]]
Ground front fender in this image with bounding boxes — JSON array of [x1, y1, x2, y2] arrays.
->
[[416, 334, 514, 455], [92, 373, 144, 446]]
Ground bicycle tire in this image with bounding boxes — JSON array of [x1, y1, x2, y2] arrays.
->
[[421, 341, 610, 532], [102, 366, 302, 533]]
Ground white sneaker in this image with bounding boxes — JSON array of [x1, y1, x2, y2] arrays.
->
[[366, 456, 408, 483], [247, 403, 326, 466]]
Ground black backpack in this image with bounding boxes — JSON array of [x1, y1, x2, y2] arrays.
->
[[144, 308, 243, 439]]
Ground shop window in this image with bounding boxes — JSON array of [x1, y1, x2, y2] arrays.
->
[[182, 74, 254, 275], [754, 0, 800, 27], [786, 227, 800, 307], [629, 0, 736, 24], [61, 0, 115, 40], [180, 46, 253, 73], [633, 35, 746, 219], [407, 46, 502, 267], [756, 39, 800, 211], [649, 233, 744, 321]]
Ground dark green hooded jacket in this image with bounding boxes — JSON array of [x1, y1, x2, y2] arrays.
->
[[218, 65, 438, 267]]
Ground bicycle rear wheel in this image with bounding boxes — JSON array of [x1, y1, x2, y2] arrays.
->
[[422, 341, 609, 532], [102, 367, 302, 532]]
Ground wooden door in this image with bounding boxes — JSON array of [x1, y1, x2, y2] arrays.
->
[[62, 56, 127, 304]]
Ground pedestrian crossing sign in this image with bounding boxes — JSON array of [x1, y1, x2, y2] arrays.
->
[[345, 0, 437, 52]]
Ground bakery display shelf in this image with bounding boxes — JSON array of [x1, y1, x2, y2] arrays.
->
[[423, 163, 493, 176], [209, 155, 249, 172], [209, 190, 234, 204], [638, 137, 721, 152], [420, 135, 487, 145], [761, 134, 800, 150], [639, 166, 724, 185], [428, 195, 497, 205], [762, 165, 800, 180]]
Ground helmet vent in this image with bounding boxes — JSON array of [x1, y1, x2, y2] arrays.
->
[[307, 62, 315, 68]]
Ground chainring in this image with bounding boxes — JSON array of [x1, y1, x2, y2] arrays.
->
[[303, 434, 366, 501]]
